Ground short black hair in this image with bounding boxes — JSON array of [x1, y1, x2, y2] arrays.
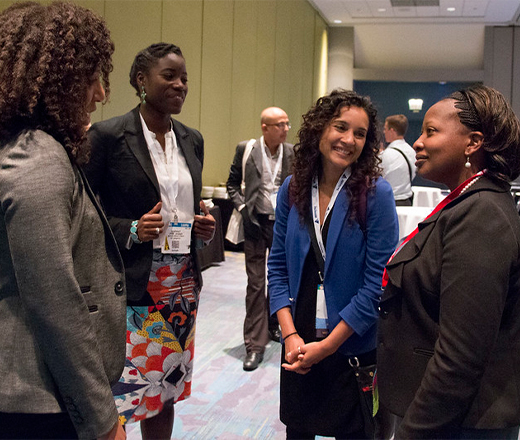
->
[[129, 43, 183, 95]]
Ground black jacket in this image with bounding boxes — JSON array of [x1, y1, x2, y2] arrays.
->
[[84, 106, 204, 301], [378, 176, 520, 438]]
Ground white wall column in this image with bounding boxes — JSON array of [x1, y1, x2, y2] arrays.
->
[[327, 27, 354, 92]]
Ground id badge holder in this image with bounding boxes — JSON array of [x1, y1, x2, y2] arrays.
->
[[315, 284, 329, 338], [269, 190, 278, 221], [161, 221, 192, 254]]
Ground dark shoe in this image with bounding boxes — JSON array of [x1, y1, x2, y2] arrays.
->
[[268, 328, 281, 343], [243, 352, 264, 371]]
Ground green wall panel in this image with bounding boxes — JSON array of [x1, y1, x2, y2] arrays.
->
[[101, 1, 162, 121], [162, 0, 203, 130], [200, 0, 234, 186], [0, 0, 327, 186]]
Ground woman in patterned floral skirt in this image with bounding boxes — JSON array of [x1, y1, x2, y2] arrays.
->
[[84, 42, 215, 439]]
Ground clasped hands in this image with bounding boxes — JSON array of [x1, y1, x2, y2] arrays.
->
[[283, 335, 330, 375], [135, 201, 216, 243]]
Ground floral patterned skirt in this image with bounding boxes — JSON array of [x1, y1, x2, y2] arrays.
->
[[112, 252, 200, 425]]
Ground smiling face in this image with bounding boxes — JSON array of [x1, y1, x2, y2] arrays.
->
[[319, 105, 369, 179], [413, 99, 473, 190], [138, 52, 188, 116]]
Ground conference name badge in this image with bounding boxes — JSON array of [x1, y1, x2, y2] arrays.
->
[[161, 221, 192, 254], [315, 284, 329, 338]]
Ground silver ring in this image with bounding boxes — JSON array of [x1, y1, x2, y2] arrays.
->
[[155, 227, 160, 234], [297, 346, 301, 354]]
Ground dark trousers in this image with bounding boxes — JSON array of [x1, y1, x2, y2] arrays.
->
[[0, 412, 78, 439], [243, 214, 276, 353], [286, 426, 366, 439]]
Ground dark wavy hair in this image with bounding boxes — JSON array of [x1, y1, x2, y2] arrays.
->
[[290, 89, 382, 222], [0, 1, 113, 165], [449, 84, 520, 183], [129, 43, 183, 96]]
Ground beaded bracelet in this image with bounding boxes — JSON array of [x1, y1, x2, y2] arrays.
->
[[130, 220, 142, 244], [284, 331, 298, 340]]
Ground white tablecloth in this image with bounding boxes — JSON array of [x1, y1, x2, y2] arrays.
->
[[412, 186, 445, 208], [396, 206, 433, 240]]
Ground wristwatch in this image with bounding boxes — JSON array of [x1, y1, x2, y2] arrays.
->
[[130, 220, 142, 244]]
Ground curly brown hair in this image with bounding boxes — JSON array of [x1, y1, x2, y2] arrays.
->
[[290, 89, 382, 222], [0, 1, 114, 164]]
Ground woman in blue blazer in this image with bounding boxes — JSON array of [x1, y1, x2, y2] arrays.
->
[[268, 90, 398, 439]]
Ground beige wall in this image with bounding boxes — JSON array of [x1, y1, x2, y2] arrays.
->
[[0, 0, 327, 186]]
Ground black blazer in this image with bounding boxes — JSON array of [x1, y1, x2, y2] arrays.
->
[[84, 106, 204, 302], [377, 176, 520, 438]]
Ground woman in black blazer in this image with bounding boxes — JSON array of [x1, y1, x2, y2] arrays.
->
[[377, 84, 520, 439], [85, 43, 215, 439]]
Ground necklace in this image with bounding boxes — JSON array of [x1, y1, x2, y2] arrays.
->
[[459, 174, 483, 196]]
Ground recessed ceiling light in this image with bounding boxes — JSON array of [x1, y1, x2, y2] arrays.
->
[[447, 7, 456, 12], [378, 8, 386, 12], [334, 20, 342, 23]]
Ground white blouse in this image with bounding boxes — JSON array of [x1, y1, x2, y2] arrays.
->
[[140, 113, 194, 249]]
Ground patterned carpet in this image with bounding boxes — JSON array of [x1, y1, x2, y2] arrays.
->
[[126, 251, 287, 439]]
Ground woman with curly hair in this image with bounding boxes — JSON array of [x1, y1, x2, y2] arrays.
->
[[378, 85, 520, 439], [268, 89, 398, 439], [0, 2, 125, 439]]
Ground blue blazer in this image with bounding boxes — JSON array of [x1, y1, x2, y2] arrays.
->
[[268, 175, 398, 355]]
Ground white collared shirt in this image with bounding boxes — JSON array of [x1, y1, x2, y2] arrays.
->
[[380, 139, 416, 201], [140, 113, 194, 248], [255, 136, 283, 215]]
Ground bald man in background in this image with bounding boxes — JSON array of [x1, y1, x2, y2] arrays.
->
[[227, 107, 294, 371]]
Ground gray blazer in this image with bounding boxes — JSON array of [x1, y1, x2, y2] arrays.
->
[[227, 138, 294, 231], [0, 130, 126, 439]]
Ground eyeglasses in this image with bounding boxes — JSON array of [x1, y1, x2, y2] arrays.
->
[[265, 122, 291, 130]]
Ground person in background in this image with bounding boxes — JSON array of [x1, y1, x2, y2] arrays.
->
[[84, 43, 215, 439], [377, 84, 520, 439], [227, 107, 294, 371], [0, 2, 126, 439], [268, 89, 398, 439], [380, 114, 416, 205]]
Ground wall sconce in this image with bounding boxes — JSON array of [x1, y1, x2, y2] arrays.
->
[[408, 98, 423, 113]]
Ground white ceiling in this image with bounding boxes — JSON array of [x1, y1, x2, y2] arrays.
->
[[309, 0, 520, 26]]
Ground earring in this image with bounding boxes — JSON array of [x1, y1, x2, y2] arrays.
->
[[465, 156, 471, 169], [140, 85, 146, 104]]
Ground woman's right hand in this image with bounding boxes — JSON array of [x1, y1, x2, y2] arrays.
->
[[284, 334, 304, 364], [136, 201, 164, 242], [282, 334, 312, 375], [97, 420, 126, 440]]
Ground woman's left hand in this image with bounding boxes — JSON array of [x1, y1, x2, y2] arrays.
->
[[194, 200, 216, 242]]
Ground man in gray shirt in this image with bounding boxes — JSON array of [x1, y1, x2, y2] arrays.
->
[[227, 107, 294, 371]]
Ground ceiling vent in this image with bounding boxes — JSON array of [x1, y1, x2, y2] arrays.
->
[[390, 0, 440, 6]]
